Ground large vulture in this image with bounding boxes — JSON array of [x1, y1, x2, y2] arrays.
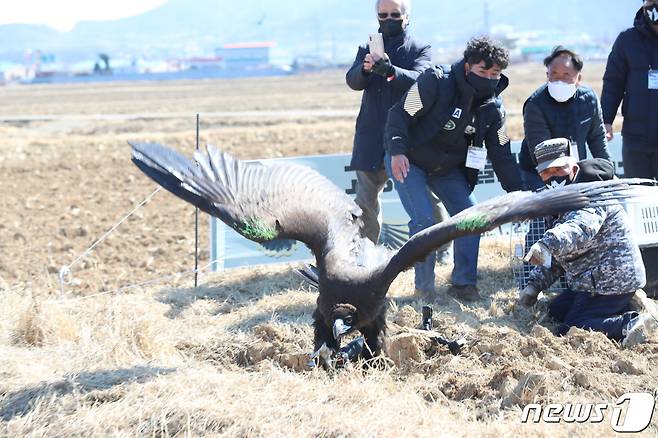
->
[[131, 142, 652, 362]]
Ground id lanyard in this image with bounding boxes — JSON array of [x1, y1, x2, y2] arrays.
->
[[649, 70, 658, 90], [642, 37, 658, 90], [465, 117, 487, 170]]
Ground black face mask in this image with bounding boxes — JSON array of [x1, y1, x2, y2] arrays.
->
[[466, 71, 499, 100], [378, 19, 404, 38], [645, 5, 658, 24], [544, 174, 573, 189]]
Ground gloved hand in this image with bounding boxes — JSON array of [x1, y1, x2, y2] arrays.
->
[[518, 284, 539, 307], [371, 54, 393, 77], [524, 242, 552, 267]]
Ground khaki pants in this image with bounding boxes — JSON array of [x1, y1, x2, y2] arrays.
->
[[354, 169, 451, 255]]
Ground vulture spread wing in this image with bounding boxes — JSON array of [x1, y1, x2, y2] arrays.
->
[[381, 179, 656, 284], [130, 142, 363, 257]]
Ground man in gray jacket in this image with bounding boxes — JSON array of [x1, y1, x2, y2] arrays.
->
[[519, 140, 656, 346], [517, 47, 613, 289], [346, 0, 432, 244]]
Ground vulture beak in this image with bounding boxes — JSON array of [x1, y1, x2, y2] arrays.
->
[[333, 318, 351, 340]]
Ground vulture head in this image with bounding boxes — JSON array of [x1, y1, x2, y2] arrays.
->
[[330, 303, 358, 341], [131, 142, 653, 367]]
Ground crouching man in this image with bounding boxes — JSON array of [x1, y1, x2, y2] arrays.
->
[[518, 139, 657, 347]]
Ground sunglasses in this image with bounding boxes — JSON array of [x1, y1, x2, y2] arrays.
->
[[377, 11, 403, 19]]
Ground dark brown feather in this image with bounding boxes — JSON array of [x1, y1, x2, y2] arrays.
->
[[131, 142, 655, 361]]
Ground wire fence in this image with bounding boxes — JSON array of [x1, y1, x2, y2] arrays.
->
[[510, 218, 567, 294], [46, 185, 219, 304]]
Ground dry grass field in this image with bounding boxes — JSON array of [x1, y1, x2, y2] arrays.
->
[[1, 63, 655, 437]]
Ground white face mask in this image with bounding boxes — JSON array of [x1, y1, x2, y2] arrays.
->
[[547, 81, 577, 102]]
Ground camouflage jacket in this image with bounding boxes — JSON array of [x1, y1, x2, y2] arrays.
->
[[528, 202, 646, 296]]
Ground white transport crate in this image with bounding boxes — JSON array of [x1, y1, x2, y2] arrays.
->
[[624, 198, 658, 248], [510, 219, 567, 293], [510, 198, 658, 292]]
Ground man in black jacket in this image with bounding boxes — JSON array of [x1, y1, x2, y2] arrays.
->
[[346, 0, 432, 244], [519, 46, 611, 191], [602, 0, 658, 179], [384, 36, 522, 301]]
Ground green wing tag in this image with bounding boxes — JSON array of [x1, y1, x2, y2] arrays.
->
[[241, 219, 278, 241], [456, 213, 489, 231]]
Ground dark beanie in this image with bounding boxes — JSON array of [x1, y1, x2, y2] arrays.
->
[[575, 158, 615, 183]]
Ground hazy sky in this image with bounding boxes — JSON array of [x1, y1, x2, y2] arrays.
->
[[0, 0, 166, 31]]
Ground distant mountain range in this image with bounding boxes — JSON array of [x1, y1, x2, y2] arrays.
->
[[0, 0, 642, 64]]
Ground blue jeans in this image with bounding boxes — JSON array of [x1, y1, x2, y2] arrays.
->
[[384, 154, 479, 292], [548, 289, 637, 340]]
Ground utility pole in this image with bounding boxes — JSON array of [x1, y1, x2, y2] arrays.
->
[[194, 114, 200, 288], [331, 33, 337, 64], [314, 14, 322, 54], [484, 1, 491, 36]]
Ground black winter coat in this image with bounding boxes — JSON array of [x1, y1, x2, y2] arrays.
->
[[384, 60, 522, 192], [602, 7, 658, 150], [346, 31, 431, 171], [519, 84, 611, 172]]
